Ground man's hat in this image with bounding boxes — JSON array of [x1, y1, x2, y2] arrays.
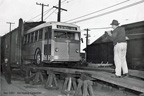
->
[[110, 20, 120, 25]]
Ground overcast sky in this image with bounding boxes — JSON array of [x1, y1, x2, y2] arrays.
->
[[0, 0, 144, 51]]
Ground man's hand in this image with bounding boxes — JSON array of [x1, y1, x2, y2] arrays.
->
[[106, 30, 112, 36]]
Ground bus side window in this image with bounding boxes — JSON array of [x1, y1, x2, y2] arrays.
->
[[26, 35, 28, 44], [48, 27, 51, 39], [31, 32, 34, 43], [28, 34, 31, 43], [35, 31, 38, 41], [45, 27, 51, 39], [45, 30, 48, 39], [39, 29, 43, 40]]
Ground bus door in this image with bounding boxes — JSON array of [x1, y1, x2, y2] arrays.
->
[[44, 26, 52, 60], [68, 32, 81, 61]]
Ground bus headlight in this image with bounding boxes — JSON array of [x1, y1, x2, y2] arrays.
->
[[55, 48, 59, 52], [75, 49, 79, 53]]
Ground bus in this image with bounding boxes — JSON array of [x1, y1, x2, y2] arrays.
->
[[22, 21, 81, 65]]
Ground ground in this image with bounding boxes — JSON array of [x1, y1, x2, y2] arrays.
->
[[0, 71, 138, 96]]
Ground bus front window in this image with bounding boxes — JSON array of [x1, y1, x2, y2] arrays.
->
[[54, 31, 80, 40]]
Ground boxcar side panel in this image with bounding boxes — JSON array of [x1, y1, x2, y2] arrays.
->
[[3, 34, 11, 62], [10, 30, 19, 65], [0, 36, 1, 71]]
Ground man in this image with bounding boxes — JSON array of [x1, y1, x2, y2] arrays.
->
[[2, 58, 12, 84], [106, 20, 128, 78]]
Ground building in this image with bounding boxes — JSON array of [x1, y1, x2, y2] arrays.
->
[[86, 21, 144, 69]]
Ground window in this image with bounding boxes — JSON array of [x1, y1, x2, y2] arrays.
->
[[28, 34, 31, 43], [31, 32, 34, 42], [45, 31, 48, 39], [75, 33, 80, 40], [39, 29, 43, 40], [45, 27, 51, 39], [54, 31, 67, 38], [35, 31, 38, 41], [54, 31, 80, 40]]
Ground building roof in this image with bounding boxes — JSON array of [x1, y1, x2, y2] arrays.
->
[[90, 21, 144, 45], [24, 21, 45, 31]]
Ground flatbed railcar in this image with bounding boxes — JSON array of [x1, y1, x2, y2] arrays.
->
[[1, 19, 81, 67]]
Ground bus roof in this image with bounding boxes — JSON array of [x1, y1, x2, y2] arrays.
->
[[25, 21, 80, 34]]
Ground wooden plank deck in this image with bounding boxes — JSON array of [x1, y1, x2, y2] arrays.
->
[[83, 67, 144, 79], [23, 66, 144, 93], [90, 71, 144, 93]]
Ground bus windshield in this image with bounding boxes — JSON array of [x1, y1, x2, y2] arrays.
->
[[54, 31, 80, 40]]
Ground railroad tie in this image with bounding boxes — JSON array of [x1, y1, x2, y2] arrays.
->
[[45, 70, 59, 90], [61, 74, 77, 96]]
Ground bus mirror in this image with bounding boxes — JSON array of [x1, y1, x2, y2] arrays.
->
[[81, 38, 83, 43]]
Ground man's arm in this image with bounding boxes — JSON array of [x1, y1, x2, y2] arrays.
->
[[105, 31, 114, 41]]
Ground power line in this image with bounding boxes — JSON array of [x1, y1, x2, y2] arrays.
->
[[43, 7, 53, 16], [53, 0, 67, 22], [37, 8, 53, 21], [28, 8, 52, 21], [44, 0, 68, 21], [80, 27, 112, 33], [36, 2, 49, 21], [70, 0, 144, 23], [88, 27, 112, 30], [44, 9, 57, 20], [28, 0, 68, 21], [65, 0, 130, 22]]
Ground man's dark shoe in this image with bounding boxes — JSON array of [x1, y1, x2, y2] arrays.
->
[[122, 73, 129, 77], [111, 75, 122, 78]]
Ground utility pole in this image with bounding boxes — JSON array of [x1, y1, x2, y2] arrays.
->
[[36, 2, 49, 22], [84, 28, 90, 61], [53, 0, 67, 22], [6, 22, 15, 32], [84, 28, 90, 50]]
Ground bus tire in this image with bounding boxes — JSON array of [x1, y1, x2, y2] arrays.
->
[[34, 49, 42, 65]]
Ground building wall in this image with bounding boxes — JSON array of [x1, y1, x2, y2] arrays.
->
[[127, 39, 144, 69], [87, 21, 144, 69], [87, 38, 144, 69], [87, 42, 114, 64]]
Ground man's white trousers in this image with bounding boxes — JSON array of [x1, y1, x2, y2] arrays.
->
[[114, 42, 128, 76]]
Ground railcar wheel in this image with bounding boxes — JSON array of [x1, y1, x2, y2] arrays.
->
[[34, 49, 42, 66], [36, 52, 41, 65]]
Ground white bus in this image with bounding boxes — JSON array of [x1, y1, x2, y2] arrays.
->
[[22, 21, 81, 65]]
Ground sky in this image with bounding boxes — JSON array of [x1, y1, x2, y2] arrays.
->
[[0, 0, 144, 52]]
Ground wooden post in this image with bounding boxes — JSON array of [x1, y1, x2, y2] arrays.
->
[[45, 70, 59, 89]]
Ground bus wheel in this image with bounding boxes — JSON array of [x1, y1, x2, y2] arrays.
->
[[34, 50, 42, 65]]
